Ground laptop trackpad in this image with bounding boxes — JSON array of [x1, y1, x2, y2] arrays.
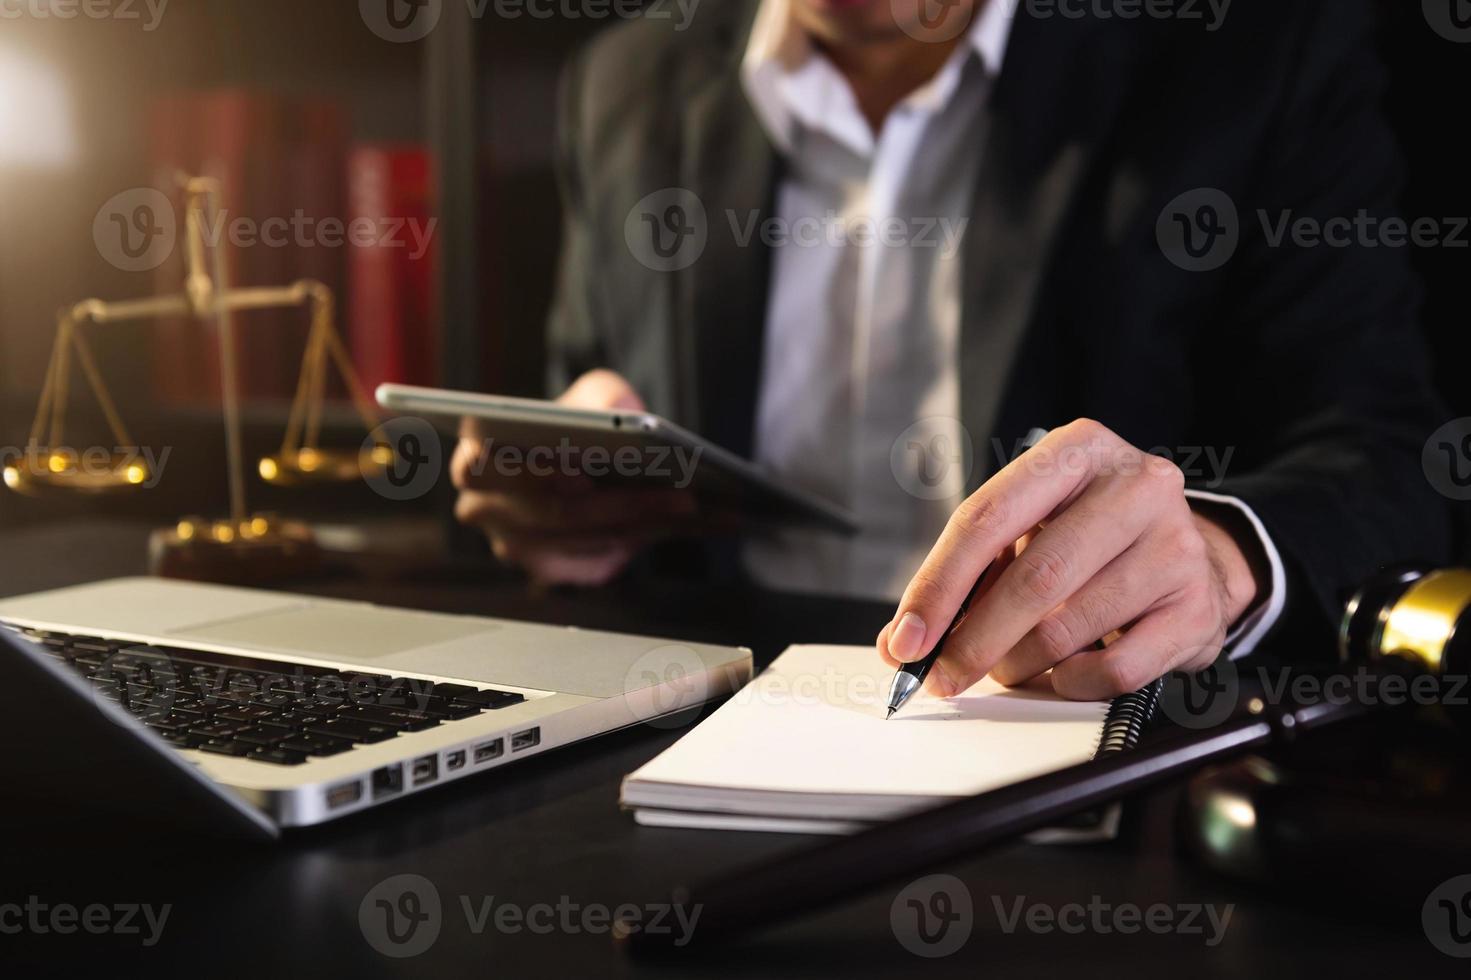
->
[[169, 605, 500, 660]]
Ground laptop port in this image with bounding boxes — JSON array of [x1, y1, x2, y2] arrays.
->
[[446, 750, 467, 772], [473, 738, 503, 764], [371, 764, 403, 799], [411, 755, 438, 786], [326, 781, 363, 810], [511, 727, 541, 752]]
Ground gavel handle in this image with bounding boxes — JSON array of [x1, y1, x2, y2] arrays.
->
[[628, 695, 1375, 953]]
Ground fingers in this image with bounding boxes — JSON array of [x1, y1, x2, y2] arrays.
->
[[1049, 602, 1224, 700], [938, 478, 1157, 686], [497, 537, 640, 588], [883, 420, 1125, 666], [559, 368, 645, 411], [454, 485, 696, 537], [989, 529, 1189, 687]]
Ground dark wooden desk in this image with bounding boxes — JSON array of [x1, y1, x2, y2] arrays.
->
[[0, 522, 1456, 976]]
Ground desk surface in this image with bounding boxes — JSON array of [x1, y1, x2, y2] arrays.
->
[[0, 522, 1456, 976]]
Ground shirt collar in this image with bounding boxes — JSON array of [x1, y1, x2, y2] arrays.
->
[[741, 0, 1013, 155]]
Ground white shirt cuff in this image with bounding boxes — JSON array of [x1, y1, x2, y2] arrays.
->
[[1184, 489, 1288, 659]]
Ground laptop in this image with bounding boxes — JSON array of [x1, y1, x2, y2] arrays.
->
[[0, 578, 752, 840]]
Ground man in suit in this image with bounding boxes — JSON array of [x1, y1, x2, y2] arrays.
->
[[453, 0, 1452, 699]]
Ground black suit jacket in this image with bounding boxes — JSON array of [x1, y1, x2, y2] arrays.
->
[[544, 0, 1454, 649]]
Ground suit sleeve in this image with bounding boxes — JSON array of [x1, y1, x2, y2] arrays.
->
[[1205, 0, 1453, 644]]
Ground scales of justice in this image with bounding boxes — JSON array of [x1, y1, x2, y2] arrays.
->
[[2, 175, 400, 579]]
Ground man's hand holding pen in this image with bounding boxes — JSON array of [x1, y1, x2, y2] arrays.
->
[[878, 420, 1268, 703]]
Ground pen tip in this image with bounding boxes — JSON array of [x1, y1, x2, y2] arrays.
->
[[886, 707, 896, 721]]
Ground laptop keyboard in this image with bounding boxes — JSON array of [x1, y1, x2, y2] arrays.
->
[[4, 626, 527, 767]]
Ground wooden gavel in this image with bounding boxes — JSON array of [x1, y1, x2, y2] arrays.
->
[[624, 566, 1471, 953]]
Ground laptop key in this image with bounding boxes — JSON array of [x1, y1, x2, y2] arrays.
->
[[280, 735, 354, 757], [452, 689, 526, 710], [304, 717, 400, 744], [197, 739, 254, 757], [234, 726, 291, 746], [346, 704, 443, 731], [189, 721, 244, 739], [250, 747, 309, 766]]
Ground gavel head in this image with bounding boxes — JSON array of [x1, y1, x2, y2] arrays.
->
[[1340, 567, 1471, 677]]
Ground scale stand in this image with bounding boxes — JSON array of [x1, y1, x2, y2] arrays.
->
[[4, 175, 394, 582]]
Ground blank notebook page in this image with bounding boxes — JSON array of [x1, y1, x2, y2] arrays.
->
[[627, 644, 1110, 800]]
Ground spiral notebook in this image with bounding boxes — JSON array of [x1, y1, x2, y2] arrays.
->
[[621, 644, 1160, 840]]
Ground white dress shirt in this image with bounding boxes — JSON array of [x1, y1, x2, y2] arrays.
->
[[738, 0, 1285, 656]]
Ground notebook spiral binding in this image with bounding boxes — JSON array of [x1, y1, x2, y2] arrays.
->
[[1095, 676, 1165, 757]]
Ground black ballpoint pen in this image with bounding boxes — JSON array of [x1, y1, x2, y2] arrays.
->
[[884, 574, 984, 720], [885, 427, 1048, 720]]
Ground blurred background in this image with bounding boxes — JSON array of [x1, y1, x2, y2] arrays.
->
[[0, 0, 1465, 545]]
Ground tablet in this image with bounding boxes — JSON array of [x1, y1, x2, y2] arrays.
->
[[375, 384, 859, 535]]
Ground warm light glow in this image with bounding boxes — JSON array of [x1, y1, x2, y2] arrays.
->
[[47, 453, 70, 474], [3, 466, 19, 489], [176, 521, 196, 541], [258, 458, 279, 481], [250, 517, 270, 537], [212, 523, 236, 544], [0, 47, 79, 168], [124, 464, 146, 485], [297, 448, 320, 472]]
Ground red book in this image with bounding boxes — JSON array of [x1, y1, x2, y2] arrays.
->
[[147, 90, 347, 404], [346, 145, 437, 392]]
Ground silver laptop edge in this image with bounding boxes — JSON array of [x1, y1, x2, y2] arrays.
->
[[0, 578, 753, 830]]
